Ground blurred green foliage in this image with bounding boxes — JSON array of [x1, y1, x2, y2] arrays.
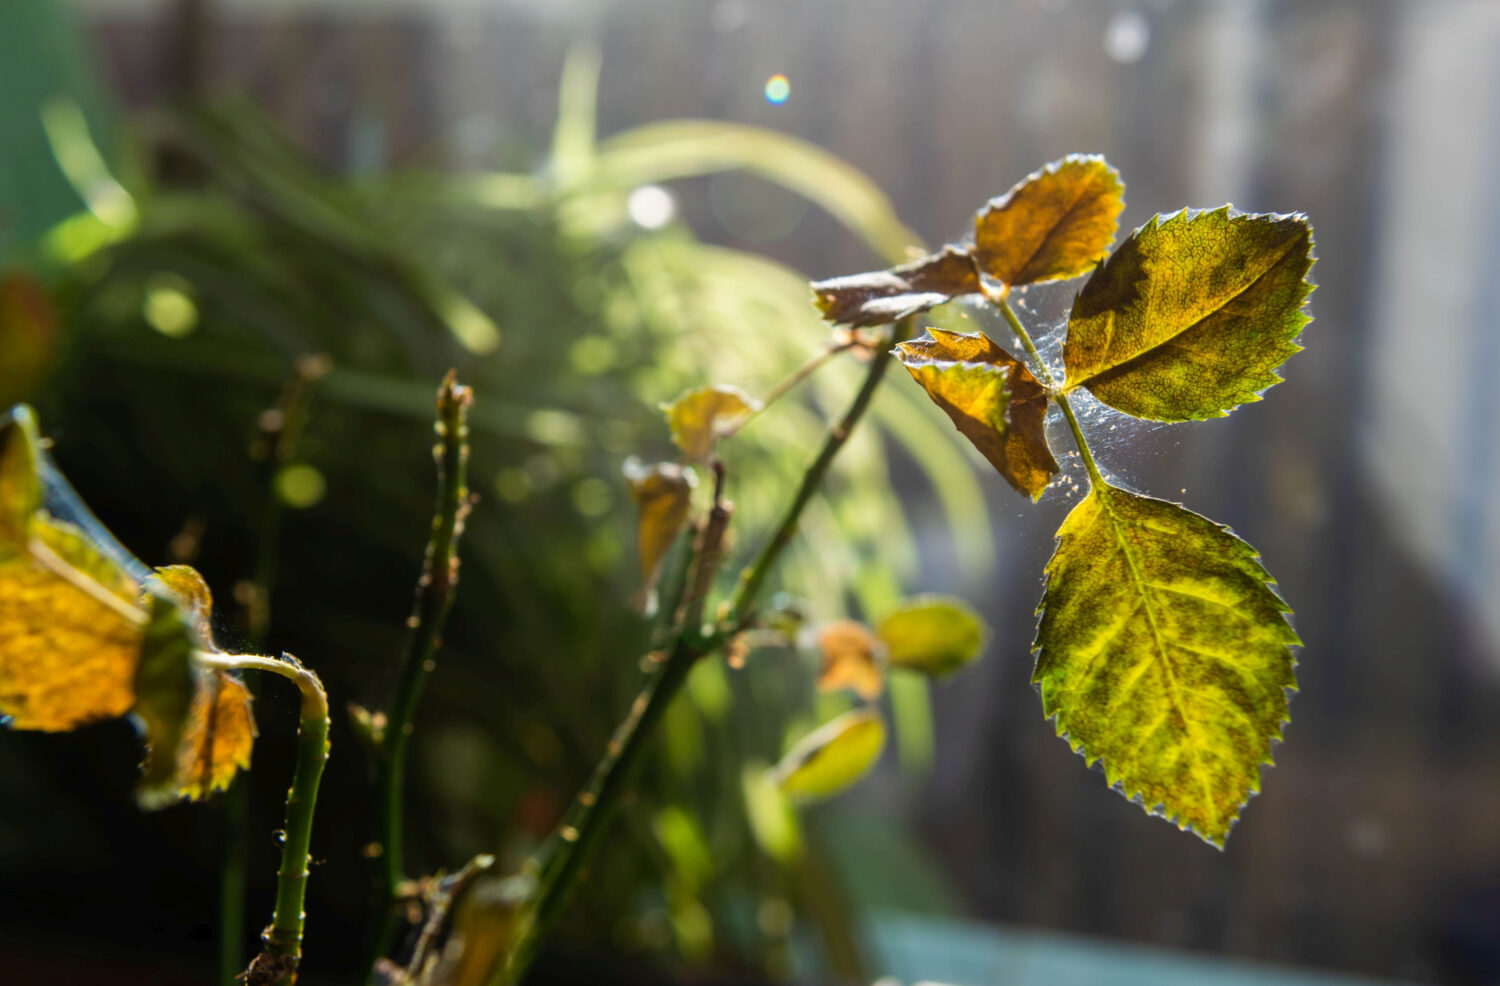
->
[[7, 46, 988, 979]]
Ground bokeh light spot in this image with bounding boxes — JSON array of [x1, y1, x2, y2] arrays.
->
[[764, 74, 790, 105], [627, 184, 676, 230]]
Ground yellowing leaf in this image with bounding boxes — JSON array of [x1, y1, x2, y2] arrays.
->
[[772, 708, 886, 801], [973, 155, 1124, 287], [1064, 207, 1315, 421], [145, 564, 215, 646], [661, 385, 759, 462], [894, 328, 1058, 499], [133, 595, 199, 809], [173, 671, 256, 801], [1033, 483, 1299, 846], [811, 246, 979, 327], [813, 619, 885, 700], [876, 595, 987, 677], [623, 458, 696, 589], [0, 514, 144, 731]]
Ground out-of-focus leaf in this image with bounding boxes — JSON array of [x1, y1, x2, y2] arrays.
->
[[653, 804, 715, 892], [893, 328, 1057, 499], [660, 384, 759, 462], [1034, 482, 1299, 847], [132, 595, 199, 809], [740, 761, 802, 863], [623, 458, 696, 596], [772, 708, 886, 801], [0, 516, 144, 730], [1064, 208, 1316, 421], [436, 873, 538, 986], [0, 274, 58, 406], [0, 405, 42, 551], [876, 595, 987, 677], [172, 671, 256, 802], [813, 619, 885, 700], [811, 247, 978, 328], [973, 155, 1124, 287], [593, 120, 920, 263]]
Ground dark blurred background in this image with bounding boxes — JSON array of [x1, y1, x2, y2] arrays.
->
[[2, 1, 1498, 985]]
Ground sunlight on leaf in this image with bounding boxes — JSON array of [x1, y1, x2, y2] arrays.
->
[[661, 385, 759, 462], [973, 154, 1124, 287], [811, 246, 978, 328], [0, 405, 42, 551], [1064, 207, 1315, 421], [146, 564, 216, 645], [623, 458, 696, 597], [876, 595, 987, 677], [1033, 482, 1299, 847], [772, 708, 886, 801], [172, 671, 256, 802], [894, 328, 1057, 499], [813, 619, 885, 700]]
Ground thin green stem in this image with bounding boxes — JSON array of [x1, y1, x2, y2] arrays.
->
[[203, 653, 330, 986], [726, 316, 912, 624], [719, 338, 859, 441], [370, 371, 473, 966], [224, 355, 330, 985], [496, 318, 909, 985], [989, 289, 1106, 489]]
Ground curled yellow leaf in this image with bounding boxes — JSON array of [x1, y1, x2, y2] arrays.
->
[[813, 619, 885, 700], [973, 154, 1124, 287], [894, 328, 1058, 499], [623, 457, 696, 592], [173, 671, 256, 801], [661, 385, 759, 462], [876, 595, 987, 677]]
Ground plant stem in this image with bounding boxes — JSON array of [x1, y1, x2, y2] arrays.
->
[[727, 316, 912, 624], [204, 653, 330, 986], [371, 370, 473, 962], [224, 355, 330, 986], [989, 289, 1105, 489], [719, 338, 860, 441], [498, 318, 909, 985]]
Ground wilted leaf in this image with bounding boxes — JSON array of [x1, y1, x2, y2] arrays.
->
[[812, 246, 979, 328], [145, 564, 215, 645], [0, 513, 144, 731], [813, 619, 885, 700], [623, 458, 696, 594], [1064, 208, 1315, 421], [661, 385, 759, 462], [133, 595, 199, 809], [1033, 482, 1299, 846], [172, 671, 255, 801], [876, 595, 987, 677], [772, 708, 886, 801], [974, 155, 1124, 287], [894, 328, 1057, 499]]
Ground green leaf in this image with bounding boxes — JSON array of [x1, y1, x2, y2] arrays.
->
[[1033, 482, 1299, 846], [876, 595, 987, 677], [973, 154, 1124, 287], [1064, 207, 1315, 421], [132, 595, 199, 809], [660, 384, 759, 462], [740, 761, 803, 863], [772, 708, 886, 801], [0, 405, 42, 553], [811, 246, 979, 327], [893, 328, 1058, 499]]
